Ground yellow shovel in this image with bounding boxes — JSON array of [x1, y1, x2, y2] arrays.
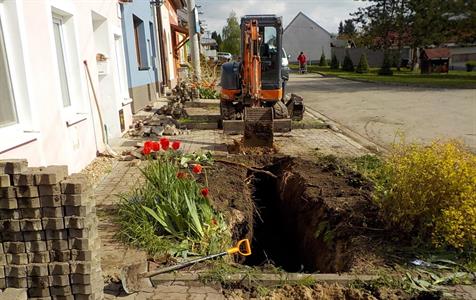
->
[[121, 239, 252, 294]]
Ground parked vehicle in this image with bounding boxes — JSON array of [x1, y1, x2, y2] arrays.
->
[[217, 52, 233, 62]]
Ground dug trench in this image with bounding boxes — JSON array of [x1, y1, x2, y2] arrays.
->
[[207, 155, 384, 274]]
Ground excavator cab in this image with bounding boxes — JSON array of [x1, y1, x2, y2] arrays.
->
[[220, 15, 304, 147]]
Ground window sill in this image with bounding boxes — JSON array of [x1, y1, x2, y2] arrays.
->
[[122, 98, 133, 106], [65, 113, 88, 127], [0, 131, 38, 154], [138, 66, 150, 71]]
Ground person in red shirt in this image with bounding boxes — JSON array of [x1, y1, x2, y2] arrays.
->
[[297, 52, 307, 73]]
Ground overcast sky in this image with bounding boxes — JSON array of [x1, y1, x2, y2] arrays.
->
[[197, 0, 365, 35]]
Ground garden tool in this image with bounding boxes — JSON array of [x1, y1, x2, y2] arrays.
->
[[120, 239, 252, 294]]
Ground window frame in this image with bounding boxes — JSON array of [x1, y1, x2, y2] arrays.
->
[[52, 15, 72, 108], [0, 15, 18, 128]]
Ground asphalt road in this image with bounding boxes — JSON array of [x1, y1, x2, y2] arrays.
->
[[286, 73, 476, 152]]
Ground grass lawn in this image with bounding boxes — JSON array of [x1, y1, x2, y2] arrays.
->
[[289, 64, 476, 88]]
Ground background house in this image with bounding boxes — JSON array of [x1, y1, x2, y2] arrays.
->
[[120, 1, 162, 113], [0, 0, 132, 173], [283, 12, 331, 63]]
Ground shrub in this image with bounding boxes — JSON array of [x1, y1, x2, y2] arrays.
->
[[374, 140, 476, 249], [378, 52, 393, 76], [342, 51, 354, 72], [466, 60, 476, 72], [319, 51, 328, 66], [330, 54, 340, 69], [118, 153, 230, 256], [355, 53, 370, 74]]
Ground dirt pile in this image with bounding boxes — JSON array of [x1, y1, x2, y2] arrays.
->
[[207, 155, 384, 273]]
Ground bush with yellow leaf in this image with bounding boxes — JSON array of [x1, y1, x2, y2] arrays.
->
[[375, 140, 476, 249]]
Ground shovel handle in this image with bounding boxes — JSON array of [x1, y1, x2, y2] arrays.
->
[[227, 239, 252, 256]]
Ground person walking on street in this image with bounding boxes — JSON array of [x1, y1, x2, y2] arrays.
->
[[297, 52, 307, 74]]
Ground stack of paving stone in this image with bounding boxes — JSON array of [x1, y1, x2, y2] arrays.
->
[[0, 160, 103, 300]]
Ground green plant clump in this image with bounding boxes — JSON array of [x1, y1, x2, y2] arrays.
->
[[355, 53, 370, 74], [319, 51, 327, 67], [198, 87, 219, 99], [378, 52, 394, 76], [465, 60, 476, 72], [342, 52, 355, 72], [118, 154, 230, 256], [330, 54, 340, 69]]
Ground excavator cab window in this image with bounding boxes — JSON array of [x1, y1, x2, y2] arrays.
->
[[260, 26, 279, 89]]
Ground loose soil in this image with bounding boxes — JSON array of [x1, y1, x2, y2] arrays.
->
[[206, 154, 386, 274]]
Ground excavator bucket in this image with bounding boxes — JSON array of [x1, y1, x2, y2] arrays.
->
[[243, 107, 274, 147]]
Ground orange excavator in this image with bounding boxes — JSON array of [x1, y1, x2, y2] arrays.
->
[[220, 15, 304, 147]]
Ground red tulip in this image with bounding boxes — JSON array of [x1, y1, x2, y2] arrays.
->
[[192, 164, 202, 174], [142, 146, 152, 155], [160, 137, 170, 150], [152, 142, 160, 152], [201, 187, 209, 197], [172, 141, 181, 150], [144, 140, 153, 149], [211, 218, 217, 225]]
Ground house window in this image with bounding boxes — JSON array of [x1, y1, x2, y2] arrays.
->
[[52, 16, 72, 107], [0, 17, 17, 128], [133, 15, 148, 70]]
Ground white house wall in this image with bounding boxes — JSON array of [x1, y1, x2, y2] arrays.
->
[[0, 0, 132, 173], [283, 13, 331, 63]]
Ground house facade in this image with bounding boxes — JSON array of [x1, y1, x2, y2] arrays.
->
[[0, 0, 132, 173], [120, 0, 162, 113], [283, 12, 331, 63]]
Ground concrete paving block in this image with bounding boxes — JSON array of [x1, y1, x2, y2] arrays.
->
[[49, 285, 72, 296], [42, 218, 65, 230], [49, 250, 70, 262], [48, 262, 70, 275], [25, 241, 47, 252], [12, 168, 42, 186], [69, 274, 90, 285], [0, 159, 28, 174], [0, 219, 21, 232], [0, 186, 16, 198], [0, 197, 17, 209], [0, 277, 4, 289], [20, 208, 42, 219], [17, 197, 41, 208], [27, 264, 49, 277], [68, 229, 89, 239], [61, 194, 88, 206], [28, 252, 50, 264], [68, 238, 90, 250], [16, 186, 39, 198], [0, 208, 20, 220], [64, 217, 85, 229], [0, 254, 6, 266], [5, 265, 27, 277], [69, 261, 91, 274], [45, 230, 68, 240], [42, 207, 63, 218], [2, 231, 24, 242], [6, 277, 28, 288], [46, 240, 68, 251], [71, 284, 92, 295], [3, 242, 25, 253], [6, 253, 28, 265], [20, 219, 43, 231], [0, 174, 10, 187], [64, 205, 88, 217], [70, 250, 91, 261], [34, 166, 68, 186], [49, 275, 69, 287], [0, 288, 28, 300], [60, 176, 90, 194], [28, 287, 51, 297], [27, 276, 50, 288], [40, 195, 62, 208], [51, 295, 74, 300], [23, 230, 46, 241], [39, 184, 61, 196]]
